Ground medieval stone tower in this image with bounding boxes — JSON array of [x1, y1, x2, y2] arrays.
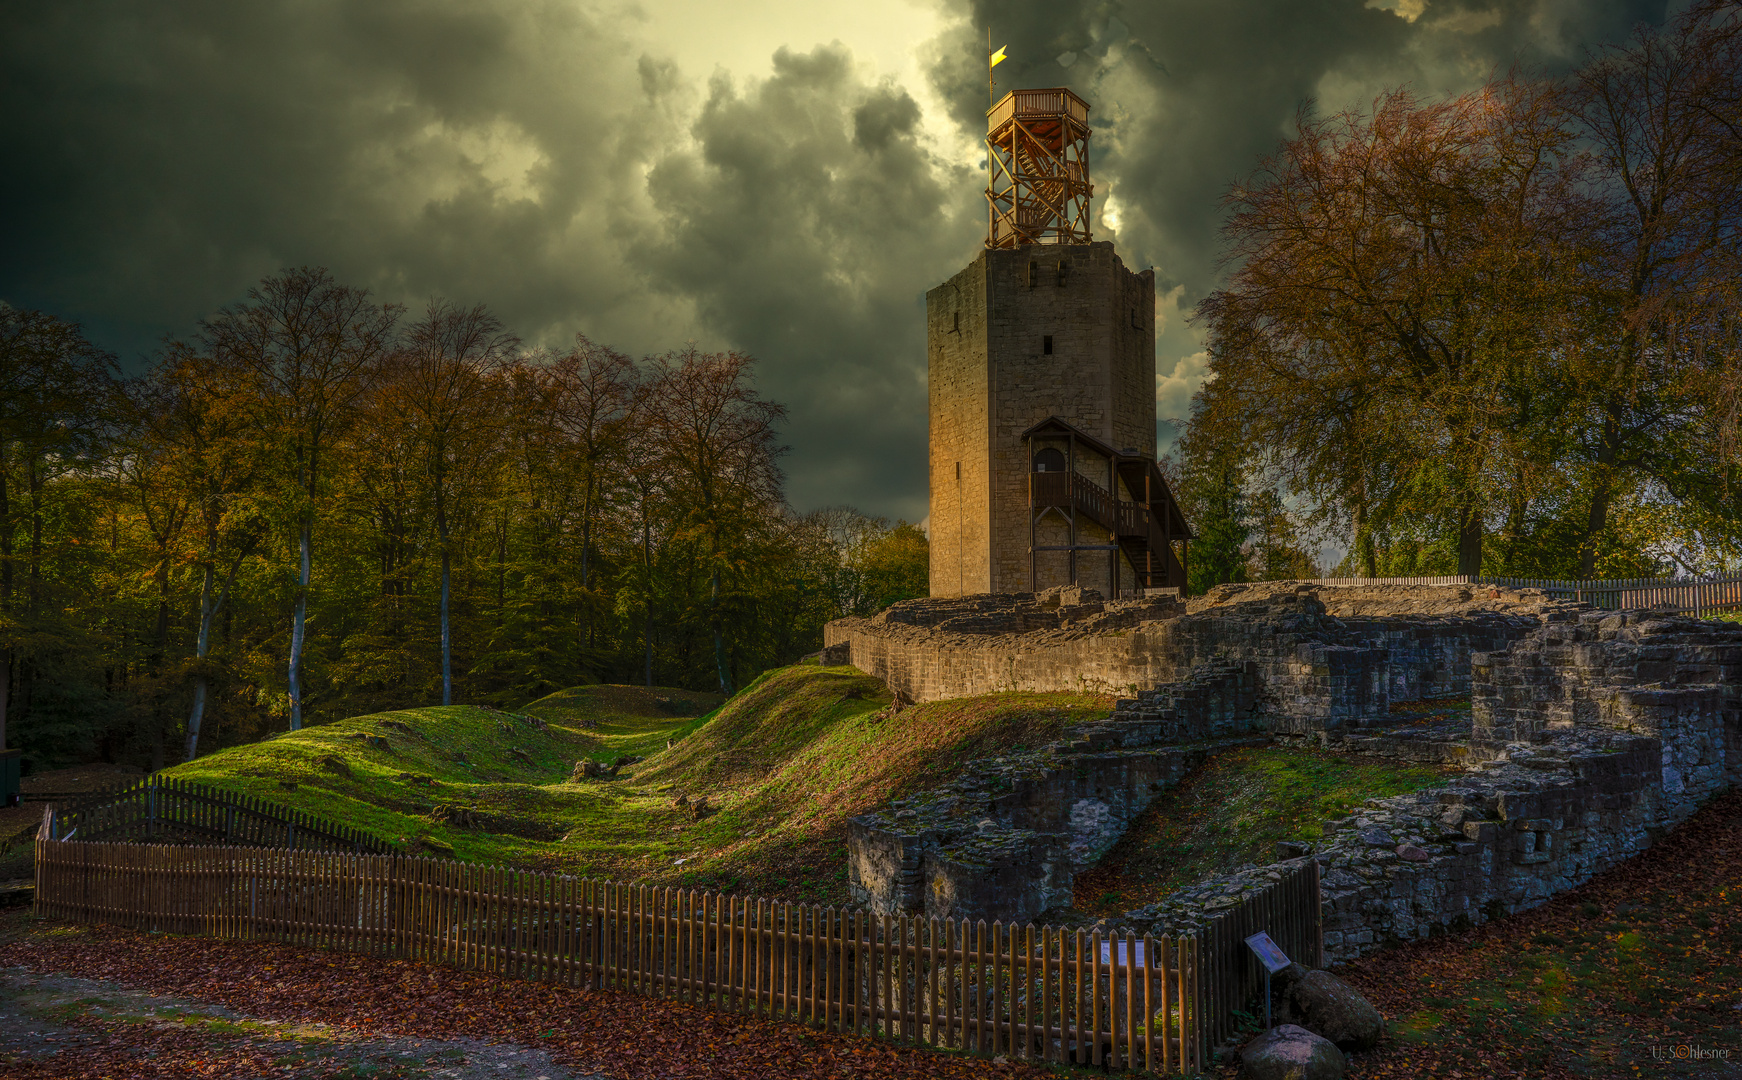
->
[[927, 87, 1190, 599]]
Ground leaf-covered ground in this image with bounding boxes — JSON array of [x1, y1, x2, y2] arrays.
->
[[0, 911, 1064, 1080], [162, 666, 1112, 905], [4, 789, 1735, 1078], [1326, 786, 1742, 1078], [1072, 747, 1455, 916]]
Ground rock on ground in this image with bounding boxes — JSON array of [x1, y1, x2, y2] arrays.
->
[[1240, 1023, 1347, 1080], [1273, 963, 1385, 1050]]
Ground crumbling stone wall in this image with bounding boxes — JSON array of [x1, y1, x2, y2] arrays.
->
[[826, 585, 1543, 738], [847, 604, 1737, 966], [1473, 610, 1742, 785], [846, 657, 1269, 923], [1129, 732, 1674, 963], [1123, 614, 1739, 962]]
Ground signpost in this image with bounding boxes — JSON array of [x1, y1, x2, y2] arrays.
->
[[1098, 938, 1147, 968], [1244, 931, 1291, 1030]]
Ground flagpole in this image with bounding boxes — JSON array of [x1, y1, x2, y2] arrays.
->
[[988, 26, 994, 107]]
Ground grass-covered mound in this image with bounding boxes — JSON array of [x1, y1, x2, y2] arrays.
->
[[1072, 747, 1455, 916], [631, 666, 1112, 901], [165, 683, 721, 868], [164, 666, 1112, 904]]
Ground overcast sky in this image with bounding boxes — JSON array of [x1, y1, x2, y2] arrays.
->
[[1, 0, 1675, 522]]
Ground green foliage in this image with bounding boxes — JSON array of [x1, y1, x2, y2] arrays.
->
[[1246, 488, 1320, 580], [852, 521, 929, 612], [164, 668, 1111, 903], [0, 288, 926, 772], [1173, 416, 1250, 593]]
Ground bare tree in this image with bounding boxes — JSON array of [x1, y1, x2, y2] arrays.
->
[[648, 347, 787, 694], [203, 268, 399, 729], [391, 300, 518, 706]]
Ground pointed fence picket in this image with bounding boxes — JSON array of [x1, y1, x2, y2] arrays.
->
[[45, 776, 392, 853]]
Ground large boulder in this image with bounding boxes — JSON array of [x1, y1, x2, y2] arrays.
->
[[1274, 963, 1384, 1050], [1240, 1024, 1346, 1080]]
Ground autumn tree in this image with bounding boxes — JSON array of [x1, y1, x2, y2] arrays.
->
[[389, 300, 518, 706], [0, 306, 121, 754], [1564, 0, 1742, 574], [648, 347, 787, 694], [1198, 76, 1586, 576], [129, 350, 266, 762], [203, 268, 400, 729]]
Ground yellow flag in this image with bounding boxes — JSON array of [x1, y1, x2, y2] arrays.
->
[[989, 45, 1008, 68]]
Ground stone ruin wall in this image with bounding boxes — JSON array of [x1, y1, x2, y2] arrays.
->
[[834, 585, 1742, 964], [823, 583, 1547, 734], [847, 660, 1268, 923], [1142, 609, 1739, 962]]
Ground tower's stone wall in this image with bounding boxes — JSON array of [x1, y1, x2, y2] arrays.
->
[[926, 258, 991, 596], [926, 241, 1155, 597]]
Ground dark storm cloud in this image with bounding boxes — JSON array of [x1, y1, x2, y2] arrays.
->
[[0, 0, 1673, 520], [0, 0, 688, 352], [637, 45, 980, 514], [922, 0, 1669, 431]]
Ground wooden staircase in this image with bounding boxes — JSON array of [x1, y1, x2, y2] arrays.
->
[[1029, 469, 1186, 590]]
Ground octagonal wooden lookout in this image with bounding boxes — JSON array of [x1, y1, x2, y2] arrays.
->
[[986, 88, 1093, 248]]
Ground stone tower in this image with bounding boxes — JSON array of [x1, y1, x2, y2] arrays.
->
[[927, 88, 1189, 598]]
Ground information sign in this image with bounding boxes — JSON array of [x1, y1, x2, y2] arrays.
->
[[1244, 931, 1290, 974]]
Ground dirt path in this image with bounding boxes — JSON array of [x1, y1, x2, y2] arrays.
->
[[0, 965, 600, 1079]]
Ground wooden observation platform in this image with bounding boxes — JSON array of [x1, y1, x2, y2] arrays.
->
[[985, 88, 1093, 248]]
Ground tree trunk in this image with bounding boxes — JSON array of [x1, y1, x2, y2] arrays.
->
[[0, 449, 9, 751], [151, 545, 171, 771], [643, 512, 654, 688], [288, 513, 311, 730], [184, 536, 241, 762], [1352, 495, 1378, 579], [1457, 500, 1483, 578], [710, 562, 731, 696], [27, 459, 43, 612], [185, 677, 207, 762], [436, 476, 452, 707], [1578, 415, 1621, 578]]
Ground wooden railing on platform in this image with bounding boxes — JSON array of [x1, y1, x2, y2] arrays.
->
[[45, 776, 393, 853], [33, 835, 1210, 1073]]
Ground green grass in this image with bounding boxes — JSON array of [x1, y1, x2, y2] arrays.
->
[[166, 683, 721, 871], [1072, 747, 1455, 915], [165, 667, 1112, 903]]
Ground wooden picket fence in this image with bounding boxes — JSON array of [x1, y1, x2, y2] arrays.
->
[[45, 776, 392, 853], [34, 780, 1328, 1070], [1199, 861, 1323, 1048], [33, 833, 1212, 1073], [1308, 572, 1742, 617]]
